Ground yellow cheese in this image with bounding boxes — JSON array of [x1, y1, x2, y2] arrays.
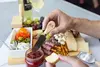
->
[[8, 56, 25, 65], [76, 36, 89, 53], [45, 53, 59, 64], [65, 31, 77, 51], [68, 51, 79, 56], [11, 16, 22, 28]]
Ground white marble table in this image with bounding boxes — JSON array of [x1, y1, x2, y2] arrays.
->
[[0, 0, 100, 67]]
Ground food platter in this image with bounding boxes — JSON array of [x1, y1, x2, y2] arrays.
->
[[0, 15, 100, 67], [8, 15, 91, 66]]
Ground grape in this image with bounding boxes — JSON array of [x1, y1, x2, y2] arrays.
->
[[32, 26, 36, 30], [27, 17, 32, 21], [32, 24, 38, 30], [36, 22, 40, 25], [34, 18, 39, 23], [26, 19, 32, 25], [37, 24, 42, 29], [30, 21, 34, 26]]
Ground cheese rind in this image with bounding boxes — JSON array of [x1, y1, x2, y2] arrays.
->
[[65, 31, 77, 51]]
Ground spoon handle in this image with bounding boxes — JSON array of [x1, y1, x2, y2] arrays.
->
[[95, 61, 100, 67], [43, 21, 55, 35]]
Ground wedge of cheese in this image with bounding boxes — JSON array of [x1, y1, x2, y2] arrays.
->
[[8, 57, 25, 65], [76, 36, 89, 53], [45, 53, 59, 64], [11, 16, 22, 28], [65, 31, 77, 51], [68, 51, 79, 56]]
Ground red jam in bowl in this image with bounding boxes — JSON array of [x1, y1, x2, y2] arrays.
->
[[25, 48, 44, 67]]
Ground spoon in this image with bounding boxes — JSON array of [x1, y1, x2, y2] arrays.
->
[[77, 52, 100, 67]]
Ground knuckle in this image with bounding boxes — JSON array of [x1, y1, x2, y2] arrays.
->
[[54, 9, 61, 13]]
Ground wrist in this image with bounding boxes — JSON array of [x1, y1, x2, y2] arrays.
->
[[70, 17, 79, 30], [72, 17, 90, 31]]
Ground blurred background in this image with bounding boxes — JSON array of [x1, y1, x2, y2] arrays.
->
[[65, 0, 100, 15], [0, 0, 100, 42]]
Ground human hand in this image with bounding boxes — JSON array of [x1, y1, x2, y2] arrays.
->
[[42, 9, 74, 36], [45, 55, 89, 67]]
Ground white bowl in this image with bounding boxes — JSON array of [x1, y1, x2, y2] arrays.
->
[[8, 27, 32, 58]]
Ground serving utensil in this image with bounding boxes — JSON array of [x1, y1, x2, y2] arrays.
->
[[77, 52, 100, 67]]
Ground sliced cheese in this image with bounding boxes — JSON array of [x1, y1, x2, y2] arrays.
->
[[8, 57, 25, 65], [65, 31, 77, 51], [45, 53, 59, 64], [11, 16, 22, 28], [76, 36, 89, 53], [68, 51, 79, 56]]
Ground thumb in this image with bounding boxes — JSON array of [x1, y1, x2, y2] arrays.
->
[[58, 55, 78, 65], [45, 62, 56, 67]]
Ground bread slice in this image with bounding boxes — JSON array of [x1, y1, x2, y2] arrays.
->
[[76, 36, 89, 53], [8, 56, 25, 65], [45, 53, 59, 64], [65, 31, 77, 51]]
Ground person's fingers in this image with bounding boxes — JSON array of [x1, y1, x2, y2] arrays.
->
[[42, 9, 59, 30], [50, 25, 66, 36], [58, 55, 78, 65], [49, 28, 60, 36], [45, 62, 56, 67], [59, 55, 89, 67], [42, 17, 49, 31]]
